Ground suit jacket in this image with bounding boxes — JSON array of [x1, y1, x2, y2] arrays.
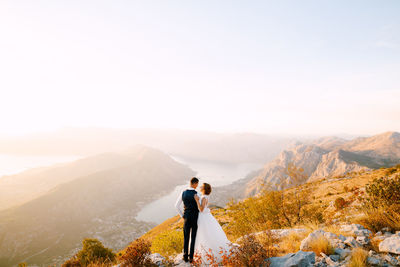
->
[[182, 189, 199, 218]]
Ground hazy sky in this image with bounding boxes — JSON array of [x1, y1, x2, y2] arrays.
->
[[0, 1, 399, 136]]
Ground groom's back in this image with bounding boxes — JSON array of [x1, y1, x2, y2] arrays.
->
[[182, 189, 199, 216]]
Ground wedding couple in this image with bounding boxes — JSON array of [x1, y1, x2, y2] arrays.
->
[[175, 177, 230, 264]]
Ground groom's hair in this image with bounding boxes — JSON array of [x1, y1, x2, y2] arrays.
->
[[190, 177, 199, 185]]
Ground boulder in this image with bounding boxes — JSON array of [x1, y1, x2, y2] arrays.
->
[[356, 235, 370, 245], [384, 254, 399, 265], [269, 251, 315, 267], [300, 230, 338, 251], [149, 253, 165, 266], [173, 253, 187, 266], [379, 235, 400, 254], [329, 254, 340, 262], [340, 224, 372, 237], [367, 256, 382, 266], [270, 228, 307, 238], [334, 248, 351, 260], [344, 236, 361, 248]]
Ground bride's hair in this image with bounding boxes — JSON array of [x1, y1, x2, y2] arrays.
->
[[202, 183, 212, 195]]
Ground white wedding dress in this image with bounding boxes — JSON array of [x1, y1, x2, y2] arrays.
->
[[194, 195, 230, 264]]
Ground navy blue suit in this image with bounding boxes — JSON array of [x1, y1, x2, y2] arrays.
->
[[182, 189, 199, 260]]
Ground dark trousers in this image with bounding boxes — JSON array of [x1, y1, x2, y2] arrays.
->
[[183, 213, 198, 260]]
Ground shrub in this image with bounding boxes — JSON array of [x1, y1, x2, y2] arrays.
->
[[355, 206, 400, 232], [226, 187, 315, 239], [334, 197, 347, 210], [77, 239, 115, 266], [62, 256, 80, 267], [359, 174, 400, 232], [348, 248, 368, 267], [119, 238, 156, 267], [307, 236, 334, 256], [193, 234, 274, 267], [63, 238, 115, 267], [365, 175, 400, 208], [151, 229, 183, 257]]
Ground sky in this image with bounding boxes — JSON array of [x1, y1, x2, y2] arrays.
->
[[0, 0, 399, 136]]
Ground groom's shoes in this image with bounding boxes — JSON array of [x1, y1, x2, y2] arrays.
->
[[189, 258, 194, 263], [183, 256, 189, 263]]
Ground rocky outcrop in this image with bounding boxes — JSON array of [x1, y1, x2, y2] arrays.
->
[[244, 132, 400, 196], [269, 251, 315, 267], [298, 224, 400, 267], [379, 234, 400, 254]]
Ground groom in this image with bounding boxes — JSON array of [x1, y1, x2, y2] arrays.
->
[[175, 177, 199, 263]]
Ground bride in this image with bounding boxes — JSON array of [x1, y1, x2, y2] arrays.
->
[[194, 183, 230, 264]]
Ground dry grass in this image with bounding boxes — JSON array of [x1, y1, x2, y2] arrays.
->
[[354, 206, 400, 233], [369, 237, 382, 253], [277, 231, 307, 255], [348, 248, 368, 267], [307, 236, 335, 256]]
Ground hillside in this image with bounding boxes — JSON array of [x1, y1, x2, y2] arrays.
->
[[0, 146, 195, 267], [243, 131, 400, 196], [140, 167, 397, 245], [0, 148, 165, 211], [116, 165, 400, 266]]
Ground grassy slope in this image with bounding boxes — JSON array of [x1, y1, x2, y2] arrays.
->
[[120, 166, 400, 256]]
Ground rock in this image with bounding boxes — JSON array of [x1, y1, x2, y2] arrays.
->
[[323, 254, 337, 266], [325, 232, 338, 240], [356, 235, 370, 245], [379, 235, 400, 254], [149, 253, 165, 266], [270, 228, 307, 238], [384, 254, 399, 265], [338, 234, 346, 242], [344, 236, 361, 248], [367, 256, 382, 266], [300, 230, 339, 251], [384, 232, 393, 237], [329, 254, 340, 262], [173, 253, 186, 266], [334, 248, 351, 260], [269, 251, 315, 267], [340, 223, 372, 237]]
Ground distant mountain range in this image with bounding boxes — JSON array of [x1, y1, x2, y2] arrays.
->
[[0, 128, 293, 164], [0, 146, 194, 267], [214, 132, 400, 204]]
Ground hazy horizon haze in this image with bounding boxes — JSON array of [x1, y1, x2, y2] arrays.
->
[[0, 0, 399, 136]]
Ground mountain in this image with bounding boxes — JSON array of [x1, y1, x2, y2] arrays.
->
[[0, 128, 293, 164], [0, 146, 195, 267], [243, 131, 400, 197], [0, 149, 168, 211], [341, 131, 400, 159]]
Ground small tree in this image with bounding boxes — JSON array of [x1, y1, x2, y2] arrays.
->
[[76, 238, 115, 266]]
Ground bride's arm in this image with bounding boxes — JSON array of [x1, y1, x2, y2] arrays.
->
[[195, 195, 207, 212]]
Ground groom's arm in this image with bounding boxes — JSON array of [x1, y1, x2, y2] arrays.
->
[[175, 191, 184, 218]]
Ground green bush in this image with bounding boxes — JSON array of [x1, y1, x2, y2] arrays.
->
[[365, 175, 400, 208], [75, 238, 115, 266], [151, 229, 183, 257], [226, 187, 321, 239], [358, 174, 400, 232]]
